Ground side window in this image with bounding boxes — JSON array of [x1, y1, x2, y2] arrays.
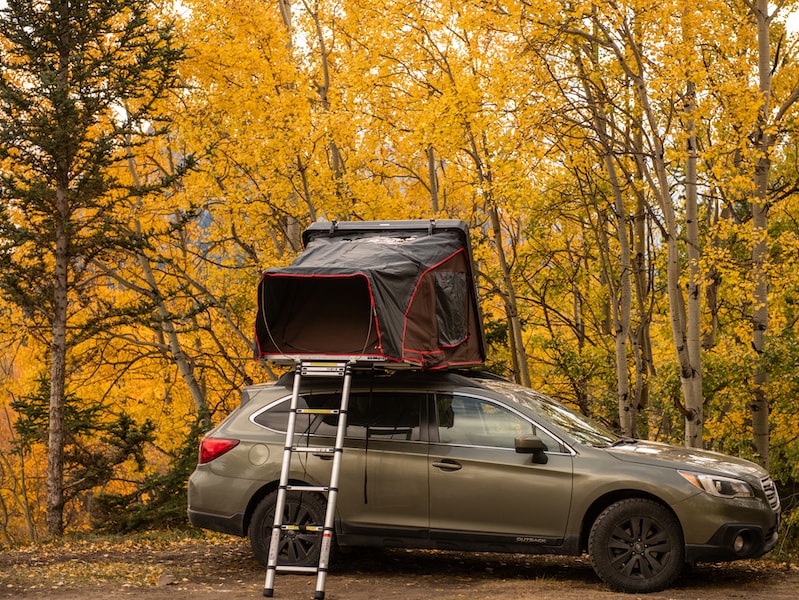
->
[[436, 394, 560, 450], [339, 392, 423, 441], [252, 392, 422, 441], [251, 395, 319, 434]]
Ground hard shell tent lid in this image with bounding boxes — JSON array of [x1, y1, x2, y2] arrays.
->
[[255, 219, 486, 370]]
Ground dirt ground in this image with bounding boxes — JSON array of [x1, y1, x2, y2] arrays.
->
[[1, 535, 798, 600]]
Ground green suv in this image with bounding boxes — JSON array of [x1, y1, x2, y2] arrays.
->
[[188, 370, 780, 593]]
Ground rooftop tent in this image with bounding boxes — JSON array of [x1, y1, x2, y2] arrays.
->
[[255, 219, 486, 370]]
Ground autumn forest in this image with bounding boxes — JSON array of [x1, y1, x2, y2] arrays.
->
[[1, 0, 799, 550]]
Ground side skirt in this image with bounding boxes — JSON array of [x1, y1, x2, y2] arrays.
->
[[336, 524, 581, 557]]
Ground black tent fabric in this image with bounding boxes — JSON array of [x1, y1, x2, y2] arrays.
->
[[255, 219, 486, 370]]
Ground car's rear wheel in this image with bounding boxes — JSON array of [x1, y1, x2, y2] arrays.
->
[[249, 490, 327, 566], [588, 498, 685, 593]]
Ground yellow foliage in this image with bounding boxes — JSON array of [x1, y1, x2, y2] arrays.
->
[[4, 0, 799, 542]]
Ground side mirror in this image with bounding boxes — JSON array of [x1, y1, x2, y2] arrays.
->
[[515, 435, 549, 464]]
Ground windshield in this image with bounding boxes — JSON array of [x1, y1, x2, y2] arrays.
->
[[480, 379, 620, 447]]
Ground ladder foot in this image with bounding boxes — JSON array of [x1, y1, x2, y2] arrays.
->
[[263, 589, 274, 597], [314, 592, 325, 600]]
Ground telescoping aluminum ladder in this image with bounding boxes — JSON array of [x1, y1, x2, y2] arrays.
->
[[263, 360, 353, 600]]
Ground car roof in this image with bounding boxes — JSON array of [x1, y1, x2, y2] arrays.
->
[[247, 368, 507, 394]]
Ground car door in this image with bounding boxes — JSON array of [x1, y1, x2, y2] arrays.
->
[[302, 390, 430, 539], [428, 392, 573, 546]]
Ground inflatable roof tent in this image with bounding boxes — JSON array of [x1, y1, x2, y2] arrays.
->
[[255, 219, 486, 370]]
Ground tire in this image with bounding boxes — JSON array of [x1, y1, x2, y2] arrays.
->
[[588, 498, 685, 593], [248, 490, 327, 567]]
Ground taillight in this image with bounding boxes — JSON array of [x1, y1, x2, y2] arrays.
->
[[199, 438, 240, 464]]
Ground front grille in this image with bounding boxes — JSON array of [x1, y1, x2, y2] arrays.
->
[[761, 476, 781, 512]]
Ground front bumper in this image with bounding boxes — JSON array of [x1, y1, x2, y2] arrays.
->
[[685, 520, 779, 563]]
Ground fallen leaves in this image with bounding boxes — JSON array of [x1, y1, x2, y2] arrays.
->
[[0, 530, 242, 594]]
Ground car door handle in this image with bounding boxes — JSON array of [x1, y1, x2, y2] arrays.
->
[[432, 460, 462, 472]]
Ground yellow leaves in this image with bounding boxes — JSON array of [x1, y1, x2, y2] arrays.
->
[[158, 0, 799, 445], [0, 532, 233, 592]]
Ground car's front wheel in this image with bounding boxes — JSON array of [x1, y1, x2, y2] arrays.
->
[[588, 498, 685, 593], [248, 490, 327, 566]]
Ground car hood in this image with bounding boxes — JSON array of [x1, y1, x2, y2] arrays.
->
[[607, 440, 768, 480]]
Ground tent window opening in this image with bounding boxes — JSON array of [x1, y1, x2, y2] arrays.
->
[[434, 271, 467, 347], [259, 275, 378, 355]]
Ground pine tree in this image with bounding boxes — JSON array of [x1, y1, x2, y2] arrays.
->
[[0, 0, 183, 536]]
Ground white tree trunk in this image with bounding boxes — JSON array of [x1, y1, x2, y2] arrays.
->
[[684, 77, 704, 448], [751, 0, 771, 468]]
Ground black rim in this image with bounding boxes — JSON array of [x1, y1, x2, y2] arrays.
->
[[606, 515, 672, 580], [268, 500, 322, 563]]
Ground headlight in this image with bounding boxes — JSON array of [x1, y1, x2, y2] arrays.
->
[[679, 471, 755, 499]]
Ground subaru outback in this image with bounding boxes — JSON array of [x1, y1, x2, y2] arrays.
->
[[187, 370, 780, 593]]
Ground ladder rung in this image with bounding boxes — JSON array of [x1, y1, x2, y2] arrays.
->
[[291, 446, 335, 453], [286, 484, 329, 493], [296, 408, 341, 415], [300, 361, 349, 377], [275, 565, 319, 574], [281, 524, 324, 532]]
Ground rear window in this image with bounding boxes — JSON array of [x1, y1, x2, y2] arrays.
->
[[251, 391, 423, 441]]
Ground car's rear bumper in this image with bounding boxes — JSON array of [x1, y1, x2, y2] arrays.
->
[[187, 468, 252, 537], [188, 507, 246, 537]]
